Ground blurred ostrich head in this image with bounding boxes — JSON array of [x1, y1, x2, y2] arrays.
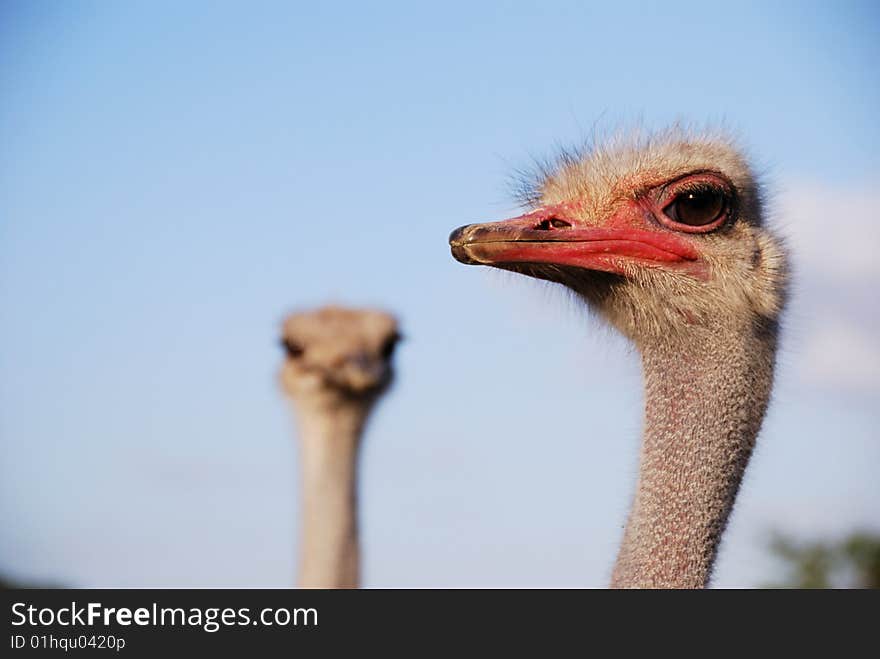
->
[[280, 306, 400, 407]]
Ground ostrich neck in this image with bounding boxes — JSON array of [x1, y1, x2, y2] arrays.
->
[[611, 320, 777, 588], [293, 399, 371, 588]]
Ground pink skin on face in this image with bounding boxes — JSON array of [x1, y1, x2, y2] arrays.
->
[[450, 199, 709, 279]]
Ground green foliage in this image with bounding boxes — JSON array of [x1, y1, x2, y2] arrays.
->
[[765, 531, 880, 589]]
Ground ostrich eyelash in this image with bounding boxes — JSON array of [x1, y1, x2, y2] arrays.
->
[[676, 182, 718, 195]]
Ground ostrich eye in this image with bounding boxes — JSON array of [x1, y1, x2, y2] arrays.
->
[[281, 338, 304, 359], [665, 187, 727, 227], [380, 333, 401, 360]]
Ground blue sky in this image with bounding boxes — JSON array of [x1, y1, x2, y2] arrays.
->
[[1, 1, 878, 586]]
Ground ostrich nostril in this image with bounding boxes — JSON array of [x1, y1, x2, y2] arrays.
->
[[536, 218, 571, 230]]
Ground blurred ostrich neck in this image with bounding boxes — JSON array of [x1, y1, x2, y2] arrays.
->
[[294, 396, 372, 588], [611, 318, 777, 588]]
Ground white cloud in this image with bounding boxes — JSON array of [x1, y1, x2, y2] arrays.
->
[[776, 179, 880, 281], [775, 179, 880, 391], [798, 320, 880, 389]]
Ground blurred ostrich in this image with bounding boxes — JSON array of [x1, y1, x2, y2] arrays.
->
[[449, 127, 788, 588], [279, 306, 400, 588]]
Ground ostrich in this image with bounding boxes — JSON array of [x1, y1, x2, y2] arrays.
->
[[449, 128, 788, 588], [279, 305, 400, 588]]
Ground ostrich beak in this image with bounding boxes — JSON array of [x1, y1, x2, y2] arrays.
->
[[449, 208, 702, 276]]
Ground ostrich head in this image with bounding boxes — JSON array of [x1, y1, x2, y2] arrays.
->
[[449, 129, 788, 345], [280, 306, 400, 407]]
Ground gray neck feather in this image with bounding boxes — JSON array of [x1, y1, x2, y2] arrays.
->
[[293, 400, 370, 588], [611, 319, 777, 588]]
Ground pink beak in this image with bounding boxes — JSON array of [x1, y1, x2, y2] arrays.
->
[[449, 208, 703, 277]]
